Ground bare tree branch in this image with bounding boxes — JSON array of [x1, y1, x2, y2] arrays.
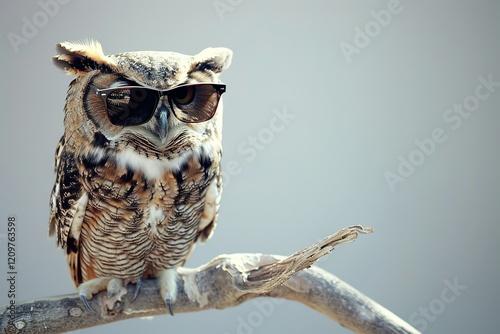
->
[[0, 226, 419, 334]]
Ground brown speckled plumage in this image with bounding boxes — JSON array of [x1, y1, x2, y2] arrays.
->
[[48, 40, 232, 308]]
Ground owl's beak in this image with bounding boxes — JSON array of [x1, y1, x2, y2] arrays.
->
[[156, 105, 169, 144]]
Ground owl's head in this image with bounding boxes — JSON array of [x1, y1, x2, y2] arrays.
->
[[53, 40, 232, 158]]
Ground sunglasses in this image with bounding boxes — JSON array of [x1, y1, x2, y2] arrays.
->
[[89, 82, 226, 126]]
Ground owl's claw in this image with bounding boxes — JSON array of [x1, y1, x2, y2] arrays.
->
[[165, 296, 174, 316], [77, 277, 127, 313], [159, 268, 178, 316], [132, 278, 142, 302], [79, 290, 98, 314]]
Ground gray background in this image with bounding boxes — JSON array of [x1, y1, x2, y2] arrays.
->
[[1, 0, 499, 333]]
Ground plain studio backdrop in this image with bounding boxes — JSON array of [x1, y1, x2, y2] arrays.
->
[[1, 1, 499, 333]]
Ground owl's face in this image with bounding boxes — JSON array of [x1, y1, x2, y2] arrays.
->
[[54, 40, 232, 157]]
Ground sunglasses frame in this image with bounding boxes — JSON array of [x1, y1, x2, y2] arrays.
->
[[89, 82, 226, 126]]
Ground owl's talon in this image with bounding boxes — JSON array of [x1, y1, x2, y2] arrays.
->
[[159, 268, 178, 316], [77, 277, 127, 312], [132, 279, 142, 302], [165, 296, 174, 316], [79, 293, 98, 314]]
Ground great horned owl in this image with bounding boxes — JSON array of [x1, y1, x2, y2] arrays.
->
[[48, 40, 232, 312]]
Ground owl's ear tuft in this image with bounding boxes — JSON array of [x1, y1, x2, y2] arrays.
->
[[193, 47, 233, 74], [53, 40, 115, 76]]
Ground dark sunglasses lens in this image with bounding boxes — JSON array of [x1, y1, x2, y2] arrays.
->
[[106, 88, 158, 126], [171, 85, 221, 123]]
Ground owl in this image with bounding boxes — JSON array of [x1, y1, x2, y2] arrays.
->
[[48, 40, 232, 313]]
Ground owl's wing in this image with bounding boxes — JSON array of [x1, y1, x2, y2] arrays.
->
[[49, 136, 88, 284], [196, 165, 222, 242]]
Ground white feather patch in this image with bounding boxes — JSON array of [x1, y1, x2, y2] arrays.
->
[[198, 177, 218, 237], [114, 144, 213, 181], [50, 183, 60, 212], [115, 149, 170, 180], [147, 205, 165, 234], [70, 192, 89, 242]]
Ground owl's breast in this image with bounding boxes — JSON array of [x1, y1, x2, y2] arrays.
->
[[78, 144, 220, 280], [143, 151, 220, 273]]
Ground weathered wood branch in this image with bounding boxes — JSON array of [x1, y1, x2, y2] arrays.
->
[[0, 226, 419, 334]]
